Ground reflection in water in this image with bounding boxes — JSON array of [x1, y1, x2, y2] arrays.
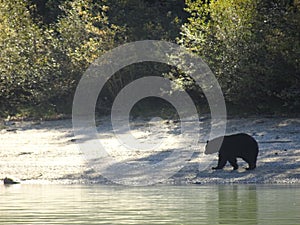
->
[[0, 184, 299, 224], [218, 185, 257, 224]]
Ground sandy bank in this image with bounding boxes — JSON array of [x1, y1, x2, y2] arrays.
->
[[1, 117, 299, 185]]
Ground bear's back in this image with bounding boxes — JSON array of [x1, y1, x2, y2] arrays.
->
[[205, 133, 258, 154], [221, 133, 258, 154]]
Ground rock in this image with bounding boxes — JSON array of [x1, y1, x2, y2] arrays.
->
[[3, 177, 20, 184], [6, 128, 17, 132], [18, 152, 32, 156], [70, 138, 77, 142]]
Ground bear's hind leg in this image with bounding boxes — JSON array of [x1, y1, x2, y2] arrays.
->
[[228, 157, 238, 170]]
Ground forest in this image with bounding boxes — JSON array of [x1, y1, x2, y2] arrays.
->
[[0, 0, 299, 118]]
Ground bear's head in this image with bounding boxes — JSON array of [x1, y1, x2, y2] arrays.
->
[[204, 136, 224, 154]]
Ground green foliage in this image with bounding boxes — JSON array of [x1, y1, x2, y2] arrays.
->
[[56, 0, 119, 66], [180, 0, 259, 101], [180, 0, 300, 112], [0, 0, 121, 117], [0, 0, 61, 114], [0, 0, 298, 117], [0, 0, 186, 117], [51, 0, 122, 106], [255, 0, 300, 110], [106, 0, 187, 41], [95, 0, 188, 111]]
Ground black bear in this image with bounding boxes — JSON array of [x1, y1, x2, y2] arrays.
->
[[205, 133, 259, 170]]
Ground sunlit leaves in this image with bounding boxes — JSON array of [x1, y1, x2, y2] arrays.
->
[[0, 0, 121, 116], [180, 0, 300, 111]]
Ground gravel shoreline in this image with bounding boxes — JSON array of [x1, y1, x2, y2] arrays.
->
[[1, 117, 299, 185]]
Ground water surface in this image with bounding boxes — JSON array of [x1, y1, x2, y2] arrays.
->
[[1, 184, 299, 224]]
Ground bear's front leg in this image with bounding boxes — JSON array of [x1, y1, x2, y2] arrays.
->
[[212, 154, 227, 169], [242, 157, 257, 170], [228, 157, 238, 170]]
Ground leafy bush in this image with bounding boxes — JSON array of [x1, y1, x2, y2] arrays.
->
[[179, 0, 300, 112], [0, 0, 121, 117]]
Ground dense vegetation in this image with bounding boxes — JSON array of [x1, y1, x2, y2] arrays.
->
[[0, 0, 299, 118], [180, 0, 300, 113]]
